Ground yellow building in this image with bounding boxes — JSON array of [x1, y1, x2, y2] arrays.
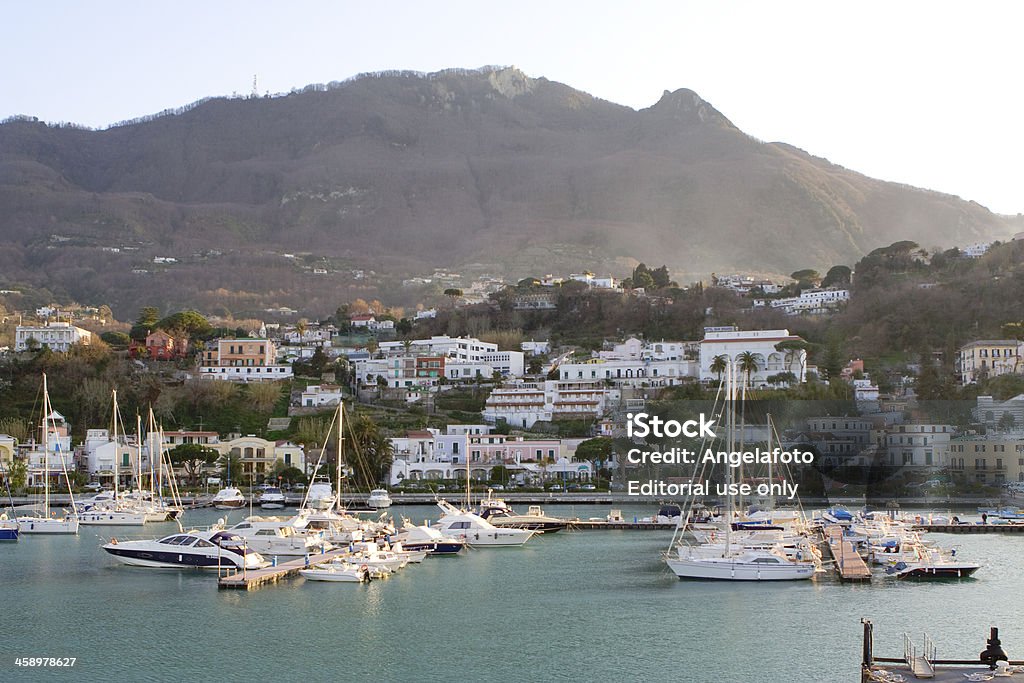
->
[[949, 434, 1024, 485], [957, 340, 1024, 385]]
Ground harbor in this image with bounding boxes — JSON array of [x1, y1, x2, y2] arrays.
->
[[3, 505, 1024, 682]]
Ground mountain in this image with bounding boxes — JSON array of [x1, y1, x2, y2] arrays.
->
[[0, 66, 1012, 317]]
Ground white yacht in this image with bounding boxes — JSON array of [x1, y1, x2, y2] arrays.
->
[[78, 508, 147, 526], [102, 529, 268, 570], [224, 516, 331, 556], [366, 488, 392, 508], [305, 480, 336, 510], [477, 492, 566, 532], [20, 374, 79, 535], [667, 545, 818, 581], [258, 487, 286, 510], [392, 519, 466, 555], [212, 487, 246, 510], [432, 500, 535, 547]]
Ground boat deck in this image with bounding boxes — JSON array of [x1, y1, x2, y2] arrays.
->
[[217, 549, 351, 590], [826, 527, 872, 581], [866, 663, 1023, 681]]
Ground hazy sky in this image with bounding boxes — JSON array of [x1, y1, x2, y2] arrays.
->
[[4, 1, 1022, 214]]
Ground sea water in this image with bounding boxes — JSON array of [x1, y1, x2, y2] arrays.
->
[[1, 506, 1021, 682]]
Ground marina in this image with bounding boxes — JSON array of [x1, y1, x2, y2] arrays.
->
[[2, 504, 1023, 682], [217, 547, 354, 590]]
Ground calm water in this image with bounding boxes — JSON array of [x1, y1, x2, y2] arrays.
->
[[2, 505, 1022, 682]]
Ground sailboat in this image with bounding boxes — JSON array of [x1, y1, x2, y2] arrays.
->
[[19, 374, 79, 534], [78, 390, 147, 526], [664, 363, 816, 581]]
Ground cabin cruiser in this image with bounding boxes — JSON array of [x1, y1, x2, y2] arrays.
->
[[258, 487, 286, 510], [224, 516, 331, 556], [392, 519, 466, 555], [102, 529, 268, 569], [366, 488, 392, 509], [476, 492, 566, 533], [305, 480, 336, 510], [345, 541, 408, 572], [433, 500, 535, 547], [213, 487, 246, 510]]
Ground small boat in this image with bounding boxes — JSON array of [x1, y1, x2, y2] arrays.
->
[[433, 500, 535, 547], [212, 487, 246, 510], [300, 560, 368, 583], [366, 488, 392, 509], [258, 487, 286, 509], [102, 529, 268, 569]]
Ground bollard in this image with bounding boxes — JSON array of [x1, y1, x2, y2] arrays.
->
[[272, 556, 277, 567]]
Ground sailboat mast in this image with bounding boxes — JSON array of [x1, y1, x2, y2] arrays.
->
[[136, 414, 143, 494], [336, 402, 343, 513], [112, 390, 119, 501], [725, 362, 734, 554], [42, 373, 50, 517]]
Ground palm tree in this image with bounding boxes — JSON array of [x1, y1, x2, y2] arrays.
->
[[737, 351, 761, 388], [710, 354, 729, 383], [347, 415, 395, 490]]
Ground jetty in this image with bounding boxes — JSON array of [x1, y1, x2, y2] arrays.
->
[[915, 523, 1024, 534], [218, 549, 351, 590], [825, 526, 871, 581], [568, 520, 675, 531]]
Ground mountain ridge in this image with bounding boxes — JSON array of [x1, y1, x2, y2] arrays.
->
[[0, 66, 1012, 316]]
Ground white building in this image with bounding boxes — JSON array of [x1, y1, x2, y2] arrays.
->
[[300, 384, 345, 407], [962, 243, 991, 258], [483, 380, 620, 429], [521, 340, 551, 356], [15, 322, 93, 352], [768, 288, 850, 315], [884, 423, 953, 469], [199, 338, 293, 382], [378, 336, 524, 378], [699, 328, 807, 386]]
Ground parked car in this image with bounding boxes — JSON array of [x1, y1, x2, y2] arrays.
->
[[84, 482, 103, 492], [580, 483, 596, 491]]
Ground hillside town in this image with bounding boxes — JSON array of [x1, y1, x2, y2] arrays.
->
[[3, 242, 1024, 500]]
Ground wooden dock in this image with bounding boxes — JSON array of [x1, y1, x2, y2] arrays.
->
[[218, 549, 351, 590], [826, 527, 872, 582]]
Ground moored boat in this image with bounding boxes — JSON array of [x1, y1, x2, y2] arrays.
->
[[102, 529, 268, 569]]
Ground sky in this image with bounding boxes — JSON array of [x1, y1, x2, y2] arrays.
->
[[3, 1, 1022, 214]]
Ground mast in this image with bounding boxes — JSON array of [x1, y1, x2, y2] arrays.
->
[[336, 402, 343, 513], [42, 373, 50, 517], [725, 362, 734, 554], [112, 390, 119, 502]]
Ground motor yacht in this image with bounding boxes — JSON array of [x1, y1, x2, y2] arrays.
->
[[392, 519, 466, 555], [476, 492, 566, 533], [258, 487, 286, 510], [305, 479, 336, 511], [212, 487, 246, 510], [432, 500, 535, 547], [102, 529, 267, 569], [366, 488, 392, 508], [299, 560, 368, 583], [224, 516, 331, 556], [884, 546, 980, 579]]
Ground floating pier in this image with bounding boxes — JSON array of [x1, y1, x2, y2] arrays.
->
[[826, 527, 872, 582], [218, 549, 351, 590]]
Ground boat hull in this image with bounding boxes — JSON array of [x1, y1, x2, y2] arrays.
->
[[892, 565, 980, 579], [399, 540, 465, 555], [18, 517, 79, 534], [0, 524, 19, 541], [79, 511, 147, 526], [667, 557, 816, 581], [102, 545, 251, 569]]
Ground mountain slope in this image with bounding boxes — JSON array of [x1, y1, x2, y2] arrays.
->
[[0, 67, 1011, 316]]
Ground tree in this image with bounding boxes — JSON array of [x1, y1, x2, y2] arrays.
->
[[574, 437, 614, 478], [7, 458, 27, 492], [710, 354, 729, 383], [168, 444, 220, 486], [221, 453, 243, 486], [736, 351, 761, 387], [130, 306, 161, 340], [347, 415, 394, 490], [821, 265, 852, 288], [247, 382, 282, 413], [444, 288, 463, 307]]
